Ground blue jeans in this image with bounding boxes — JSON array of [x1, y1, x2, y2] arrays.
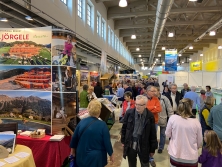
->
[[159, 126, 166, 150]]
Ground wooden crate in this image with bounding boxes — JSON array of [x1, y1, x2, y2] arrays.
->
[[30, 133, 45, 139]]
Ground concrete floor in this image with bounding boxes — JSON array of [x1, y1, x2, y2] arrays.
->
[[106, 108, 202, 167]]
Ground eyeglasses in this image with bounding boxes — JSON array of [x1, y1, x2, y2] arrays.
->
[[135, 104, 146, 106]]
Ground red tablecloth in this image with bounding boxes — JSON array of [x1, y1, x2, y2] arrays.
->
[[17, 135, 71, 167]]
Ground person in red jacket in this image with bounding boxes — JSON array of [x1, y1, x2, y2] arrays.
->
[[122, 91, 135, 117]]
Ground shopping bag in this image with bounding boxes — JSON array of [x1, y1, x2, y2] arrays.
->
[[69, 155, 78, 167]]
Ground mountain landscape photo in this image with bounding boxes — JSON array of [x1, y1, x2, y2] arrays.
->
[[0, 92, 51, 125]]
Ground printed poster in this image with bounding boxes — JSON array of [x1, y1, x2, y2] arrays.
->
[[165, 49, 177, 71]]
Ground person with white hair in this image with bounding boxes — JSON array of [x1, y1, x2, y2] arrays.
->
[[184, 86, 201, 117], [121, 95, 158, 167]]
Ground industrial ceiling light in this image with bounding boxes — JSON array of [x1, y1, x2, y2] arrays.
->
[[179, 54, 182, 56], [119, 0, 127, 7], [189, 45, 193, 49], [168, 32, 174, 37], [189, 58, 192, 61], [156, 58, 158, 61], [162, 46, 166, 50], [158, 54, 161, 57], [182, 61, 184, 63], [209, 31, 216, 36], [138, 55, 141, 57], [131, 35, 136, 39], [218, 45, 222, 49], [140, 59, 142, 61], [25, 16, 33, 21], [0, 18, 8, 22], [200, 53, 203, 56], [136, 48, 140, 51]]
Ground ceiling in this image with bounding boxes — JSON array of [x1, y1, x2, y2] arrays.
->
[[97, 0, 222, 67]]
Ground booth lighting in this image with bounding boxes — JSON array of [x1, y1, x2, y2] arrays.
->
[[200, 53, 203, 56], [136, 48, 140, 51], [168, 32, 174, 37], [25, 16, 33, 21], [156, 58, 158, 61], [189, 58, 192, 61], [138, 55, 141, 57], [182, 61, 184, 63], [158, 54, 161, 57], [189, 46, 193, 49], [131, 35, 136, 39], [119, 0, 127, 7], [0, 18, 8, 22], [218, 45, 222, 49], [162, 46, 166, 50], [209, 31, 216, 36], [179, 54, 182, 56]]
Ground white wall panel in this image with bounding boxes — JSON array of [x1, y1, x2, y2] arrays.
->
[[188, 72, 203, 87], [202, 72, 217, 88], [175, 72, 188, 87]]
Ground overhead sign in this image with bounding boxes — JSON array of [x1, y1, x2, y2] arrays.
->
[[190, 61, 202, 71], [165, 49, 177, 71]]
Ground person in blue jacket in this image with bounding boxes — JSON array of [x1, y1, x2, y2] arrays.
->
[[70, 100, 114, 167]]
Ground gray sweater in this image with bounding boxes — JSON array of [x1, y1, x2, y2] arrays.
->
[[158, 95, 174, 127]]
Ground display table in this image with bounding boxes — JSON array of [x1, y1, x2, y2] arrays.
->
[[103, 95, 114, 101], [0, 145, 36, 167], [17, 135, 71, 167]]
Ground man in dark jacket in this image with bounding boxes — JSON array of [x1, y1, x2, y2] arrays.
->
[[165, 83, 182, 113], [121, 95, 158, 167], [118, 82, 133, 101], [180, 83, 191, 98]]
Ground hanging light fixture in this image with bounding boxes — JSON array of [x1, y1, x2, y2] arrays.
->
[[189, 45, 193, 49], [0, 18, 8, 22], [218, 45, 222, 49], [158, 54, 161, 57], [138, 55, 141, 57], [136, 48, 140, 51], [119, 0, 127, 7], [162, 46, 166, 50], [182, 61, 184, 63], [168, 32, 174, 37], [209, 31, 216, 36], [156, 58, 158, 61], [25, 16, 33, 21], [189, 58, 192, 61], [178, 54, 182, 56], [131, 35, 136, 39], [200, 53, 203, 56]]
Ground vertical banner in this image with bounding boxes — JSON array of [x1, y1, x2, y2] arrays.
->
[[0, 27, 78, 135], [165, 49, 178, 71], [100, 50, 107, 74]]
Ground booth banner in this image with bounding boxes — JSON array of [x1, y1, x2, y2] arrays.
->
[[0, 27, 78, 136], [100, 50, 107, 74], [80, 71, 89, 86], [165, 49, 178, 71], [190, 61, 202, 72], [90, 71, 99, 83], [0, 26, 52, 65]]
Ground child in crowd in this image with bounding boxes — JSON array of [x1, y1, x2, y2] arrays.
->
[[119, 91, 135, 121], [198, 130, 222, 167]]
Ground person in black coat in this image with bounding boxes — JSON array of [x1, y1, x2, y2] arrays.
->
[[165, 83, 182, 113], [121, 95, 157, 166], [94, 82, 103, 98], [118, 82, 133, 101], [180, 83, 191, 98]]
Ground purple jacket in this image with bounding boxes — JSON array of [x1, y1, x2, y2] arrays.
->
[[198, 149, 222, 167]]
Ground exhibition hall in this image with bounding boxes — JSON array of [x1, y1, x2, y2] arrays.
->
[[0, 0, 222, 167]]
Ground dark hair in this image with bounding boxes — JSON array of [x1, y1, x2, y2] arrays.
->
[[124, 91, 133, 99], [96, 82, 101, 86], [109, 82, 112, 85], [83, 85, 89, 90], [123, 82, 129, 86], [206, 86, 211, 90], [200, 89, 206, 95]]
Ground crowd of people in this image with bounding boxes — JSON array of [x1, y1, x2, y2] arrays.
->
[[71, 78, 222, 167]]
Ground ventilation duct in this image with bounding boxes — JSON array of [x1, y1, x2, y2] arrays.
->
[[148, 0, 174, 64]]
